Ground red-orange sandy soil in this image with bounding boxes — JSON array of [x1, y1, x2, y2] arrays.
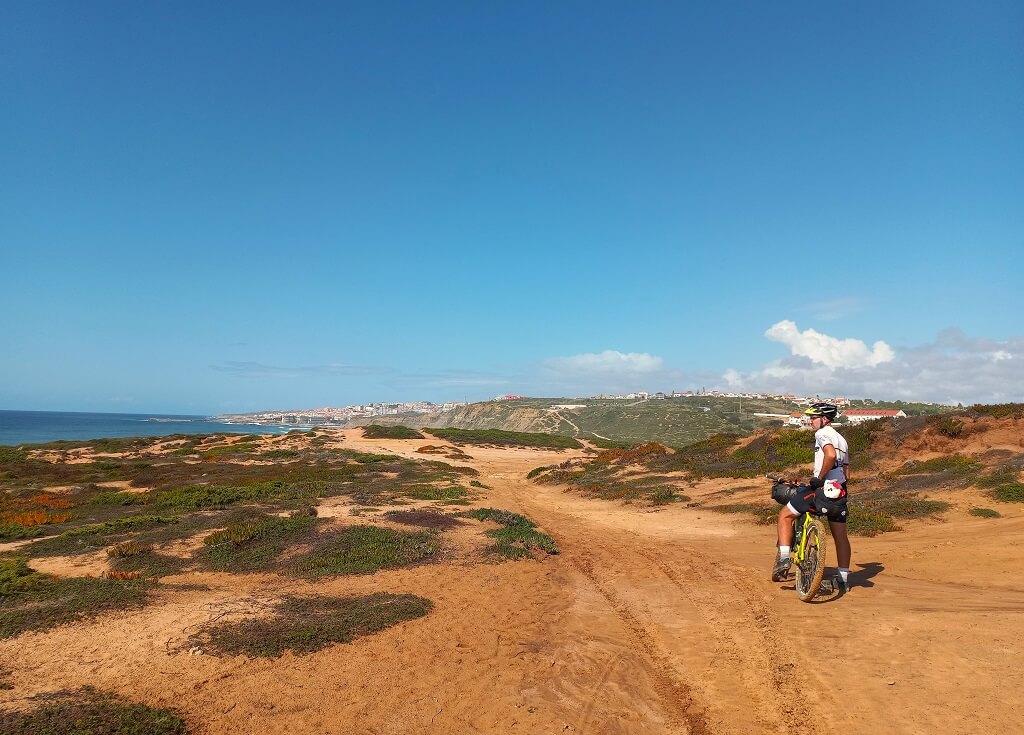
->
[[2, 428, 1023, 734]]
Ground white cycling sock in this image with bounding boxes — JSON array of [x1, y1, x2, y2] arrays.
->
[[838, 568, 850, 582], [778, 546, 791, 559]]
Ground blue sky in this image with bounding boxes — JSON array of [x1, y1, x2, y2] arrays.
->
[[2, 1, 1022, 413]]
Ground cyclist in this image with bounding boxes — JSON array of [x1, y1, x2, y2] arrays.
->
[[772, 402, 852, 593]]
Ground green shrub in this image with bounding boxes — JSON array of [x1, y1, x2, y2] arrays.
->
[[88, 437, 153, 454], [842, 419, 890, 454], [0, 558, 154, 639], [969, 507, 1001, 518], [969, 403, 1024, 419], [460, 508, 559, 558], [193, 593, 432, 658], [707, 503, 777, 525], [23, 515, 178, 558], [109, 550, 186, 579], [847, 510, 901, 537], [974, 467, 1021, 488], [0, 523, 44, 540], [200, 514, 319, 573], [292, 525, 440, 578], [197, 443, 259, 460], [894, 455, 980, 476], [350, 452, 400, 464], [261, 449, 301, 459], [361, 425, 425, 440], [730, 429, 814, 473], [87, 491, 148, 506], [0, 446, 27, 464], [991, 482, 1024, 502], [662, 433, 744, 478], [650, 487, 686, 505], [928, 415, 964, 438], [106, 541, 151, 558], [155, 480, 320, 510], [399, 485, 467, 501], [0, 687, 186, 734], [856, 492, 950, 519]]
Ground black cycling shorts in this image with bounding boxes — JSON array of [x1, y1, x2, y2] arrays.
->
[[788, 483, 849, 524]]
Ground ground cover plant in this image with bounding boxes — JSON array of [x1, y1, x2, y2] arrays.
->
[[20, 515, 180, 558], [460, 508, 558, 558], [973, 465, 1024, 502], [199, 512, 319, 573], [969, 507, 1001, 518], [291, 525, 440, 578], [706, 503, 778, 526], [530, 419, 969, 536], [893, 455, 981, 476], [108, 548, 187, 579], [967, 403, 1024, 419], [383, 510, 463, 529], [0, 434, 481, 576], [0, 557, 154, 639], [361, 425, 425, 439], [530, 444, 693, 505], [191, 593, 432, 658], [989, 482, 1024, 502], [0, 686, 186, 734], [424, 428, 582, 449]]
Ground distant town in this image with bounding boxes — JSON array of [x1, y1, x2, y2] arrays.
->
[[214, 401, 467, 427], [215, 389, 947, 428]]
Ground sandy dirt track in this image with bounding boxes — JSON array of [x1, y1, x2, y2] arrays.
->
[[3, 432, 1023, 734]]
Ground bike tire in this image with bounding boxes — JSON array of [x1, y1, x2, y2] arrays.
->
[[795, 518, 827, 602]]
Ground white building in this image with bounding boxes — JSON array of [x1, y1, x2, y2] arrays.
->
[[843, 409, 907, 424]]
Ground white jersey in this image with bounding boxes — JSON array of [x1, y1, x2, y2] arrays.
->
[[814, 425, 849, 483]]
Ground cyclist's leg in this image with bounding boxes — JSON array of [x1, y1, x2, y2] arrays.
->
[[777, 504, 798, 547], [829, 519, 851, 568]]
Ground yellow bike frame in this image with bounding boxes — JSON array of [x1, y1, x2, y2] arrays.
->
[[792, 511, 815, 565]]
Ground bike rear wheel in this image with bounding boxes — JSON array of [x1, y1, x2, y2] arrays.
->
[[795, 518, 827, 601]]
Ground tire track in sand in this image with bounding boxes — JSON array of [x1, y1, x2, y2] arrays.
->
[[569, 553, 712, 735], [640, 547, 812, 734]]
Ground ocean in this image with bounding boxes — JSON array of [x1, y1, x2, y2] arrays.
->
[[0, 410, 294, 446]]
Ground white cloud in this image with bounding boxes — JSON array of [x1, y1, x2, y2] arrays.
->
[[543, 350, 664, 374], [726, 325, 1024, 404], [535, 350, 682, 396], [765, 320, 895, 369]]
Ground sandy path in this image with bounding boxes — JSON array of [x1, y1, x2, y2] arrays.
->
[[466, 446, 1024, 735], [3, 432, 1022, 734]]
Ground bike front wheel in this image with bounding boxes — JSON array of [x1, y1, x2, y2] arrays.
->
[[795, 518, 827, 601]]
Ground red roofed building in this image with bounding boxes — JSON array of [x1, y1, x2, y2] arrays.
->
[[843, 409, 907, 424]]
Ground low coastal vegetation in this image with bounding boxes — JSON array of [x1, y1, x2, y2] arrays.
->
[[969, 507, 1001, 518], [424, 427, 582, 450], [531, 407, 1024, 536], [0, 687, 187, 734], [361, 424, 425, 439], [1, 557, 155, 639], [293, 525, 440, 578], [460, 508, 559, 558], [0, 431, 530, 645], [190, 593, 433, 658]]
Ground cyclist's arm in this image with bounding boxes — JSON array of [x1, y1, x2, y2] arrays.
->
[[818, 443, 836, 480]]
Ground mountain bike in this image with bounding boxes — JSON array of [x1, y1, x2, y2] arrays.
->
[[768, 475, 827, 601]]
